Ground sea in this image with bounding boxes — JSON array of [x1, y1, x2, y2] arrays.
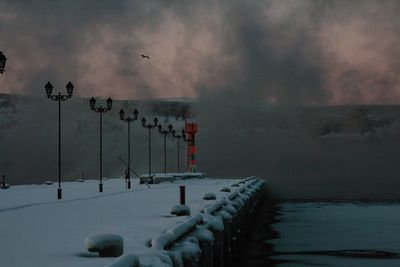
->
[[268, 202, 400, 267]]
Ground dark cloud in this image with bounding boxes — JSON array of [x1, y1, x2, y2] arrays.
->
[[0, 0, 398, 104], [1, 1, 400, 199]]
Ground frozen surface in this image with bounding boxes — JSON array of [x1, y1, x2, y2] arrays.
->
[[0, 177, 237, 267], [270, 202, 400, 267]]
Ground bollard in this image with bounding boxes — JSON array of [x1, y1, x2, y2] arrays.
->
[[193, 228, 214, 267], [180, 185, 186, 205], [173, 238, 201, 267], [203, 214, 224, 267], [218, 211, 232, 267]]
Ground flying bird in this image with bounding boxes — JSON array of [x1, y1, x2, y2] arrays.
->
[[141, 54, 150, 59]]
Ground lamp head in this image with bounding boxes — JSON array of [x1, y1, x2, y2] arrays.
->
[[119, 109, 124, 119], [154, 117, 158, 126], [66, 81, 74, 97], [106, 97, 113, 109], [45, 81, 53, 97], [168, 124, 173, 132], [133, 109, 139, 119], [89, 97, 96, 109], [141, 117, 146, 126]]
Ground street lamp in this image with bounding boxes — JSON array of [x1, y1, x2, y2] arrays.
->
[[182, 131, 192, 172], [119, 108, 139, 189], [45, 81, 74, 199], [172, 129, 185, 173], [158, 124, 173, 174], [0, 51, 7, 74], [141, 117, 158, 181], [89, 97, 113, 192]]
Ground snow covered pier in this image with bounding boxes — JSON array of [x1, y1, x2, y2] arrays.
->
[[0, 176, 265, 267]]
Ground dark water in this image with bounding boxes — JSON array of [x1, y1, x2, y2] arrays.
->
[[239, 199, 400, 267]]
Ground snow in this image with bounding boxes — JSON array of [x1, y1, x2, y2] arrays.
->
[[220, 187, 231, 193], [202, 192, 216, 200], [151, 214, 202, 250], [85, 233, 124, 257], [0, 177, 240, 267], [103, 254, 139, 267], [169, 204, 191, 216]]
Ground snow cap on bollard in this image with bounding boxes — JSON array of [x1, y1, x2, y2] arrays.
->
[[170, 204, 191, 216], [85, 233, 123, 257], [203, 192, 217, 200]]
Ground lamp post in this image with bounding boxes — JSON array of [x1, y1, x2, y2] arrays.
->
[[172, 129, 185, 173], [141, 117, 158, 180], [158, 124, 173, 174], [119, 108, 139, 189], [182, 131, 192, 172], [0, 51, 7, 74], [0, 53, 6, 187], [89, 97, 113, 192], [45, 81, 74, 199]]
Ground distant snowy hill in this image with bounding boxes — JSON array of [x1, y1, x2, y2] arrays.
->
[[2, 93, 400, 199]]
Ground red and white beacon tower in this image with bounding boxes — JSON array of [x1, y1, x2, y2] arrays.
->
[[185, 120, 198, 173]]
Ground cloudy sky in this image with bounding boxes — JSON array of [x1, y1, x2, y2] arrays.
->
[[0, 0, 400, 104]]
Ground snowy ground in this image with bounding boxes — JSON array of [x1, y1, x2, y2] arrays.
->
[[0, 177, 239, 267]]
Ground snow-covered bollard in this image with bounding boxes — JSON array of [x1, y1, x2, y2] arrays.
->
[[203, 214, 224, 267], [193, 228, 214, 267], [170, 204, 191, 216], [220, 187, 231, 193], [103, 254, 139, 267], [203, 193, 216, 200], [217, 210, 233, 267], [85, 234, 124, 257], [172, 237, 201, 267]]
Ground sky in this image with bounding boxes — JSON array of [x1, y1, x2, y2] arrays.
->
[[1, 1, 400, 199], [0, 0, 400, 105]]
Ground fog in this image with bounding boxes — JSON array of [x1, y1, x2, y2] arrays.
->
[[1, 1, 400, 199]]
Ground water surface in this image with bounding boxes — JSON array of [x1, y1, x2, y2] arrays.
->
[[269, 202, 400, 267]]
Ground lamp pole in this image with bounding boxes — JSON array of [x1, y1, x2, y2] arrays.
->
[[172, 129, 185, 173], [141, 117, 158, 180], [158, 124, 173, 174], [89, 97, 113, 192], [0, 52, 6, 188], [119, 108, 139, 189], [45, 81, 74, 199], [182, 131, 192, 172]]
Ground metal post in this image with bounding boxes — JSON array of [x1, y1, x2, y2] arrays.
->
[[179, 185, 186, 205], [149, 128, 151, 181], [164, 134, 167, 174], [99, 111, 103, 192], [2, 174, 5, 189], [127, 121, 131, 189], [58, 93, 62, 199], [177, 138, 180, 173]]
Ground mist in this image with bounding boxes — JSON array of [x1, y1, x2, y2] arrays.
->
[[1, 1, 400, 199]]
